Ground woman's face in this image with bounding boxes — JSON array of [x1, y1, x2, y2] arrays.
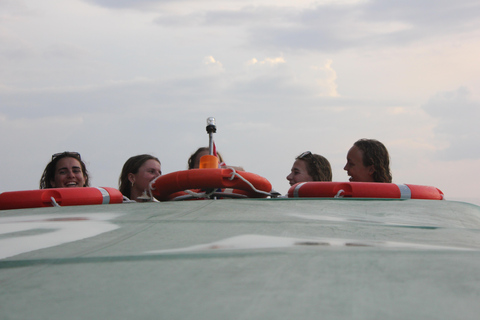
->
[[130, 159, 162, 192], [343, 145, 374, 182], [51, 157, 86, 188], [286, 159, 313, 186]]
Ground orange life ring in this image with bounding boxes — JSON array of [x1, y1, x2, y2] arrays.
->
[[0, 187, 124, 210], [151, 168, 273, 201], [288, 182, 444, 200]]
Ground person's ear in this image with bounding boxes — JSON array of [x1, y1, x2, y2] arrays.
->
[[50, 180, 56, 188], [128, 173, 135, 186], [368, 165, 375, 176]]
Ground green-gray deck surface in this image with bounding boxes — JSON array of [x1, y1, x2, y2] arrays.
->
[[1, 198, 480, 319]]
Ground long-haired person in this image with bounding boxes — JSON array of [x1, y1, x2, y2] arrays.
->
[[287, 151, 332, 186], [119, 154, 161, 201], [344, 139, 392, 183], [40, 152, 89, 189]]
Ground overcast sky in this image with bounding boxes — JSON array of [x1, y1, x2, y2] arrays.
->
[[1, 0, 479, 204]]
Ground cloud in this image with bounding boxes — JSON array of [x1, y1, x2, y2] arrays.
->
[[0, 79, 163, 119], [311, 59, 339, 97], [148, 0, 480, 53], [203, 5, 295, 27], [250, 0, 480, 52], [203, 56, 225, 73], [42, 43, 91, 61], [152, 5, 294, 28], [0, 34, 37, 60], [245, 56, 286, 66], [422, 86, 480, 160], [82, 0, 171, 9], [241, 56, 340, 98], [362, 0, 480, 32], [0, 0, 31, 17], [84, 0, 480, 52]]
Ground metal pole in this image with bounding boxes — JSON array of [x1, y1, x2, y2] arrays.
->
[[206, 117, 216, 155]]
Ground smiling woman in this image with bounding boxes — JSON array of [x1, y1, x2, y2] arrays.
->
[[39, 152, 90, 189], [344, 139, 392, 183]]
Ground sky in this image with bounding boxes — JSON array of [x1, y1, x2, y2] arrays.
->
[[1, 0, 479, 205]]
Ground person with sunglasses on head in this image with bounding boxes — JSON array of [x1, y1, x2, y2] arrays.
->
[[344, 139, 392, 183], [40, 152, 90, 189], [287, 151, 332, 186]]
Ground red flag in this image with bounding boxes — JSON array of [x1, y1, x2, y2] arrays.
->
[[213, 142, 225, 168]]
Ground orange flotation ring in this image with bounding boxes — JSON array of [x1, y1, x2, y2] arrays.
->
[[0, 187, 124, 210], [288, 182, 444, 200], [151, 168, 273, 201]]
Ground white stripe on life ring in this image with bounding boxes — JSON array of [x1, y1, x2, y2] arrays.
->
[[95, 187, 111, 204], [397, 184, 411, 199], [293, 182, 308, 198]]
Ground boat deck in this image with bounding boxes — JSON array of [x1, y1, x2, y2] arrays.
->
[[1, 198, 480, 319]]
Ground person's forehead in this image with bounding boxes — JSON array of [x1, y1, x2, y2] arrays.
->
[[348, 146, 363, 158], [196, 151, 209, 158], [56, 157, 81, 168], [293, 159, 308, 169], [141, 159, 160, 168]]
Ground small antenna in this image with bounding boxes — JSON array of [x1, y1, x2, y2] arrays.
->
[[206, 117, 216, 155]]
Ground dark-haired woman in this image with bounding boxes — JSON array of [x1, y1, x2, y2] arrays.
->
[[40, 152, 89, 189], [344, 139, 392, 183], [119, 154, 161, 201]]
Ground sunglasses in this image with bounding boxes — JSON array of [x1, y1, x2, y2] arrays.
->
[[52, 152, 81, 161], [298, 151, 313, 159], [298, 151, 319, 166]]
